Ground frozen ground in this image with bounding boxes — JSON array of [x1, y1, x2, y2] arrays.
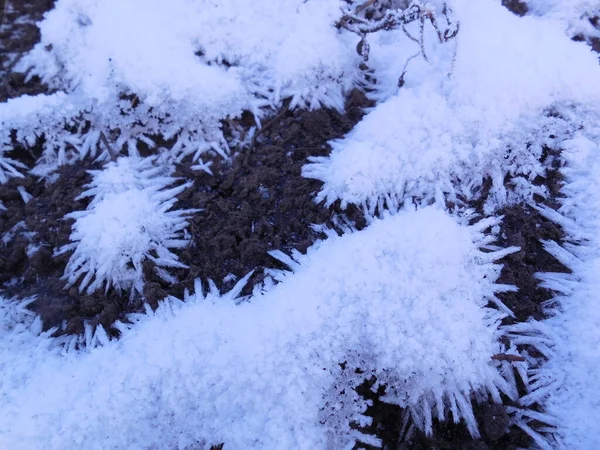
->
[[1, 0, 600, 449]]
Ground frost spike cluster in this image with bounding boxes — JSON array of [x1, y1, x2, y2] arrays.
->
[[56, 156, 195, 295]]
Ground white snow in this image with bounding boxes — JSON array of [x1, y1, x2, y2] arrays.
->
[[23, 0, 356, 110], [0, 0, 360, 178], [0, 93, 73, 181], [0, 208, 517, 449], [1, 0, 600, 447], [524, 0, 600, 40], [304, 0, 600, 215], [56, 157, 193, 295]]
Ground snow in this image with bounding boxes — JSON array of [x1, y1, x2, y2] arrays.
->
[[304, 0, 600, 215], [1, 0, 600, 447], [0, 93, 75, 181], [24, 0, 356, 109], [0, 92, 88, 178], [56, 157, 194, 295], [0, 0, 360, 178], [524, 0, 600, 39], [0, 208, 517, 449]]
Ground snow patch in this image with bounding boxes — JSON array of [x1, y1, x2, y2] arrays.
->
[[0, 0, 360, 177], [1, 208, 517, 449], [304, 0, 600, 215], [56, 156, 194, 295]]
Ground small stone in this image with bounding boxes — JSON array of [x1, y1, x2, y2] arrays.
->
[[482, 403, 509, 441]]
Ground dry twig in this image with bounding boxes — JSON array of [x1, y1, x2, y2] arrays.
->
[[337, 2, 459, 85], [491, 353, 526, 363]]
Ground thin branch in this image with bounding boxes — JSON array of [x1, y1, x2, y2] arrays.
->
[[99, 131, 118, 161], [338, 1, 460, 85], [419, 16, 428, 62], [249, 98, 291, 151], [402, 23, 419, 43], [398, 51, 421, 87]]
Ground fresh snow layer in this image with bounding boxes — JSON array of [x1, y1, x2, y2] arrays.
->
[[0, 208, 517, 449], [304, 0, 600, 215], [0, 0, 360, 178], [23, 0, 356, 109]]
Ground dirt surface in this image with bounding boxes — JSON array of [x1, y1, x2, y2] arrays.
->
[[0, 93, 369, 336], [0, 1, 572, 449], [170, 96, 368, 303]]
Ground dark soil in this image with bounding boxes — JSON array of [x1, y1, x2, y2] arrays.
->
[[0, 92, 370, 336], [501, 0, 528, 17], [169, 95, 368, 303], [0, 1, 572, 449]]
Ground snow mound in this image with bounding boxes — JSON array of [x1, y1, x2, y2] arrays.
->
[[0, 208, 518, 449], [304, 0, 600, 216], [56, 156, 193, 295], [0, 0, 360, 178]]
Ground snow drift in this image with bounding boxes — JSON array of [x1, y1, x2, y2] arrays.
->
[[0, 208, 518, 449]]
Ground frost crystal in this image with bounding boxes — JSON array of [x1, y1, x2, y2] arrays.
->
[[507, 124, 600, 449], [56, 157, 193, 295]]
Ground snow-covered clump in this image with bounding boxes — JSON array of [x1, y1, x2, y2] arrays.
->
[[0, 93, 74, 182], [304, 0, 600, 216], [56, 156, 194, 295], [0, 207, 519, 449], [0, 0, 360, 177]]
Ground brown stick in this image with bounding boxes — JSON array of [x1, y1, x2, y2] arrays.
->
[[249, 99, 290, 151], [491, 354, 526, 363]]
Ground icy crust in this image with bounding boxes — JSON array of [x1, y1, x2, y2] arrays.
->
[[0, 0, 360, 180], [508, 121, 600, 449], [304, 0, 600, 215], [0, 208, 518, 449]]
